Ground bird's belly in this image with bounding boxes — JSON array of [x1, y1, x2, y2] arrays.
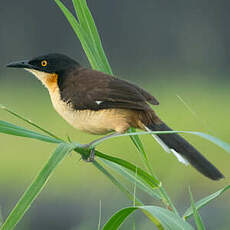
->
[[64, 109, 115, 135], [50, 91, 130, 134]]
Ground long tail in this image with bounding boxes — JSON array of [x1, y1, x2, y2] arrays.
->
[[144, 121, 224, 180]]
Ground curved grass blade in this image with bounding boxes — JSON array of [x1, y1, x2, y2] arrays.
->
[[128, 128, 155, 175], [0, 104, 61, 140], [75, 145, 180, 214], [93, 161, 142, 204], [71, 0, 104, 71], [188, 131, 230, 152], [184, 185, 230, 219], [99, 158, 162, 201], [0, 207, 3, 227], [0, 120, 61, 144], [128, 128, 146, 156], [54, 0, 100, 70], [72, 0, 112, 74], [102, 207, 135, 230], [189, 188, 206, 230], [90, 130, 230, 153], [0, 117, 160, 192], [93, 161, 163, 228], [73, 145, 160, 188], [102, 206, 194, 230], [94, 150, 160, 188], [97, 200, 102, 230], [0, 143, 75, 230]]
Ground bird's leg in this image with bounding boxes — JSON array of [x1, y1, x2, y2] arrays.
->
[[80, 132, 120, 162]]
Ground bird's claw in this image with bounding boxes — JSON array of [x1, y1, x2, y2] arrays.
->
[[80, 144, 95, 162]]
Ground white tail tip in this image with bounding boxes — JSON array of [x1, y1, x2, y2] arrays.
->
[[144, 126, 189, 166]]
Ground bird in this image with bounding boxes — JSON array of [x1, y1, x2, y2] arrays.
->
[[6, 53, 224, 180]]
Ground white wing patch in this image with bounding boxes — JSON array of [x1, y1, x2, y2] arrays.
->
[[96, 101, 103, 105], [144, 126, 189, 166]]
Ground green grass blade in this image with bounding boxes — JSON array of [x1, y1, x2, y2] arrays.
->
[[0, 104, 61, 140], [0, 207, 3, 227], [128, 128, 155, 175], [99, 158, 162, 201], [0, 143, 75, 230], [72, 0, 102, 67], [90, 130, 230, 153], [188, 188, 206, 230], [73, 145, 160, 188], [75, 145, 179, 214], [184, 185, 230, 219], [127, 131, 179, 216], [102, 207, 135, 230], [128, 128, 146, 156], [93, 161, 163, 228], [93, 161, 142, 204], [72, 0, 112, 74], [54, 0, 100, 70], [92, 149, 160, 188], [102, 206, 194, 230], [98, 200, 101, 230], [188, 131, 230, 152], [0, 120, 62, 144]]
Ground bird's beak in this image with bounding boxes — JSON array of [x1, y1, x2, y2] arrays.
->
[[6, 60, 33, 69]]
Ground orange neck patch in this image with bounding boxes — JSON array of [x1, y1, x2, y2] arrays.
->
[[44, 73, 58, 92]]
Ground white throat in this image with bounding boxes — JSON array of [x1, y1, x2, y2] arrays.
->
[[25, 68, 50, 88]]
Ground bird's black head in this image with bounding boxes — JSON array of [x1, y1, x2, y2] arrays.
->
[[6, 53, 80, 74]]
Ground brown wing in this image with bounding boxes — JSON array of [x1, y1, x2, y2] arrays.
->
[[58, 68, 159, 111]]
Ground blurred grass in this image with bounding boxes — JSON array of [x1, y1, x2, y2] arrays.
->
[[0, 71, 229, 197]]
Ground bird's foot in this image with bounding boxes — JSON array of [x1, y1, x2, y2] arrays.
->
[[80, 144, 95, 162]]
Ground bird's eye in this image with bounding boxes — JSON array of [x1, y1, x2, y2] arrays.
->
[[41, 60, 48, 67]]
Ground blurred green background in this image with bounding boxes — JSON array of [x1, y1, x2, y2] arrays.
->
[[1, 0, 230, 229]]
